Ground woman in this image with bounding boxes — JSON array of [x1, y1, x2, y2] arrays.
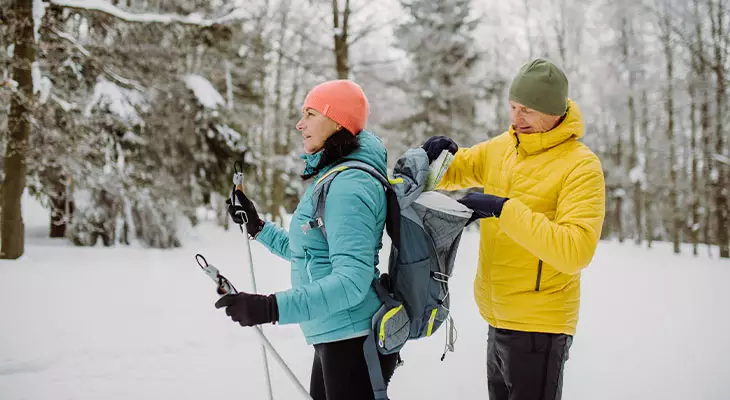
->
[[216, 80, 400, 400]]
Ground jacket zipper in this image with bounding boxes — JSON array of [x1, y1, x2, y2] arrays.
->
[[535, 260, 543, 291], [304, 248, 313, 282]]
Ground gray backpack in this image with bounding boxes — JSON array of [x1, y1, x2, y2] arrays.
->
[[306, 148, 472, 400]]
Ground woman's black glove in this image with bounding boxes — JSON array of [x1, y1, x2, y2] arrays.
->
[[214, 292, 279, 327], [226, 188, 264, 238]]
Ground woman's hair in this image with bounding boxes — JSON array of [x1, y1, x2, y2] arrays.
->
[[301, 128, 360, 180]]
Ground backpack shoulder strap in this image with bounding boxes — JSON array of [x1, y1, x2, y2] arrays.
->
[[306, 160, 401, 250]]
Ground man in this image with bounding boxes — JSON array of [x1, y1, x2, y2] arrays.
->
[[423, 58, 606, 400]]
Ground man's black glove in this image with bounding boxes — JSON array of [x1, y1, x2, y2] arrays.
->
[[214, 292, 279, 327], [457, 192, 509, 223], [422, 136, 458, 163], [226, 188, 264, 238]]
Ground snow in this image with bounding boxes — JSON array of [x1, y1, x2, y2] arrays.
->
[[183, 74, 225, 110], [38, 76, 52, 104], [713, 153, 730, 166], [33, 0, 47, 43], [628, 165, 646, 188], [84, 77, 145, 126], [50, 0, 248, 26], [215, 124, 244, 150], [31, 62, 41, 95], [1, 195, 729, 400]]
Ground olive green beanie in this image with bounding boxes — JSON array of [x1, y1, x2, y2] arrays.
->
[[508, 58, 569, 116]]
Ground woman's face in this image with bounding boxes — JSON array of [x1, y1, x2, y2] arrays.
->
[[296, 108, 340, 154]]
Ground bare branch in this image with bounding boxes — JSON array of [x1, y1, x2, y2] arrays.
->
[[348, 14, 403, 46]]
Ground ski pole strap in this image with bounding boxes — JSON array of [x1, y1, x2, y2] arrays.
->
[[363, 330, 388, 400]]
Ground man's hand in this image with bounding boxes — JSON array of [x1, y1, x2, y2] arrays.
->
[[457, 192, 509, 222], [422, 136, 458, 163]]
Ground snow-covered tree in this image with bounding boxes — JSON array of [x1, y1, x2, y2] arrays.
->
[[390, 0, 482, 148]]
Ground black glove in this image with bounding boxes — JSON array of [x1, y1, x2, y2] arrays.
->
[[226, 188, 264, 238], [422, 136, 458, 163], [457, 192, 508, 222], [214, 292, 279, 327]]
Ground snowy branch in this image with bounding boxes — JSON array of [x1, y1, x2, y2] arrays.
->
[[50, 27, 145, 91], [49, 0, 250, 27], [713, 153, 730, 166]]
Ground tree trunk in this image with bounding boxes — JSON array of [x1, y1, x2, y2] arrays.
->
[[1, 0, 35, 259], [332, 0, 350, 79], [710, 0, 729, 258], [662, 9, 680, 254], [698, 24, 713, 256], [626, 27, 642, 245], [269, 2, 290, 224], [689, 73, 700, 256], [641, 89, 650, 246], [50, 177, 74, 238]]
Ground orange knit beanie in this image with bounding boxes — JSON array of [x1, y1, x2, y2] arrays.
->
[[302, 80, 369, 135]]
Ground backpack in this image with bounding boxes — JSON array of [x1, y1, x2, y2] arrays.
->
[[305, 148, 473, 400]]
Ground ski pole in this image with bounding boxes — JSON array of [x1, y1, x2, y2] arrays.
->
[[196, 254, 313, 400], [231, 161, 274, 400]]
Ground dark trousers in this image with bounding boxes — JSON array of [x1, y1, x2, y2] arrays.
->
[[310, 336, 400, 400], [487, 326, 573, 400]]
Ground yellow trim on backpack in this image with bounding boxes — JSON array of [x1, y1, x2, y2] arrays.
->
[[316, 165, 402, 187], [426, 308, 438, 337], [379, 305, 404, 344], [316, 166, 350, 186]]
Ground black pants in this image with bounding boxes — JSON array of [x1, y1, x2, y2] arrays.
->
[[310, 336, 400, 400], [487, 326, 573, 400]]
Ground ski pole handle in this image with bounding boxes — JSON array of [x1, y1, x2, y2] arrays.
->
[[196, 254, 238, 296], [233, 160, 244, 192]]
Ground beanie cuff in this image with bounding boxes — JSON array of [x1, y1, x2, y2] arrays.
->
[[509, 92, 566, 116]]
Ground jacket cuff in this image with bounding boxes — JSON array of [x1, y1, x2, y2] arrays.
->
[[273, 291, 299, 325], [255, 222, 276, 246]]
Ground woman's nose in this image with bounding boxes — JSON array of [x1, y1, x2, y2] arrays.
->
[[296, 118, 304, 131]]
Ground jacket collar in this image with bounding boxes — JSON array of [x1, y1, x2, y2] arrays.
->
[[509, 99, 585, 156], [300, 151, 323, 177]]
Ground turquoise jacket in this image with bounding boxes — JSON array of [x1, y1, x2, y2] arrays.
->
[[256, 131, 387, 345]]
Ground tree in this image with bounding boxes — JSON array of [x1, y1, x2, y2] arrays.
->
[[1, 0, 35, 259], [658, 1, 681, 254], [392, 0, 481, 147]]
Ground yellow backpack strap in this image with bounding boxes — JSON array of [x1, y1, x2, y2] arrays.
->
[[315, 166, 350, 186]]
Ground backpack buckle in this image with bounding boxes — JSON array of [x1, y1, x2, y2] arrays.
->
[[300, 217, 324, 234]]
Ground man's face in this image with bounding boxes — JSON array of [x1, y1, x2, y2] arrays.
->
[[509, 101, 562, 134]]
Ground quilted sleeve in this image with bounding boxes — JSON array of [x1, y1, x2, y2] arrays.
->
[[498, 155, 606, 274], [255, 222, 291, 261], [436, 140, 490, 191]]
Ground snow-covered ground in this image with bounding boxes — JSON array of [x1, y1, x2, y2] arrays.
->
[[1, 193, 729, 400]]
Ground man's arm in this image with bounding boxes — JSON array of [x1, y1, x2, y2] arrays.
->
[[498, 157, 606, 274], [437, 141, 490, 191]]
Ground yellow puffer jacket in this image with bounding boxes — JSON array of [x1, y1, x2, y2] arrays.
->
[[438, 100, 605, 335]]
